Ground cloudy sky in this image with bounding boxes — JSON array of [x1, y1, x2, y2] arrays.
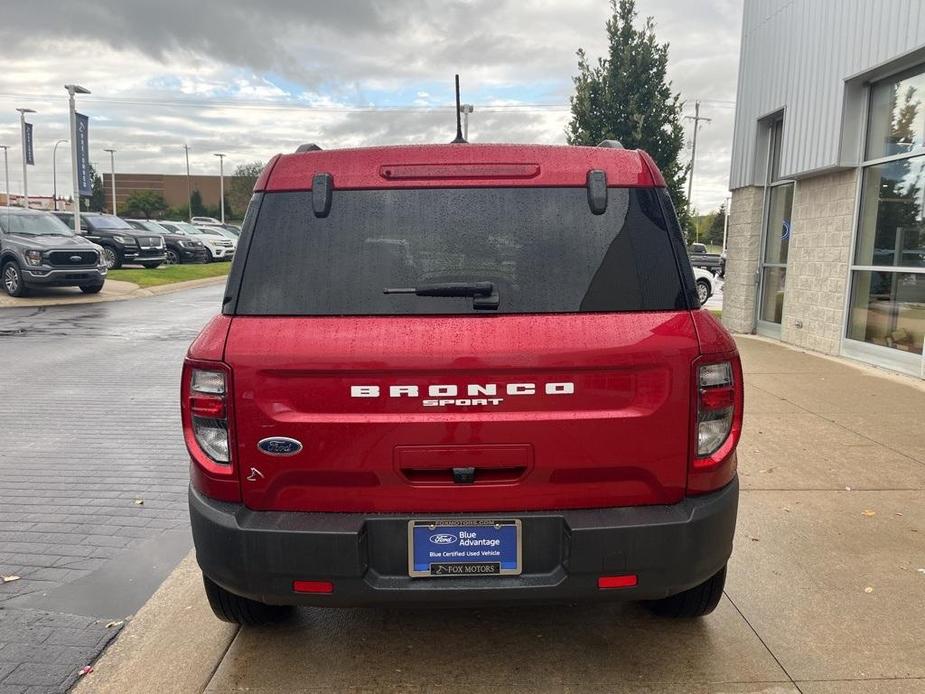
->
[[0, 0, 741, 211]]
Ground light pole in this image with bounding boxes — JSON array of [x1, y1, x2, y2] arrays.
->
[[459, 104, 474, 141], [183, 144, 192, 221], [16, 108, 36, 208], [213, 153, 226, 223], [0, 145, 9, 207], [65, 84, 91, 233], [52, 139, 67, 211], [103, 148, 117, 215]]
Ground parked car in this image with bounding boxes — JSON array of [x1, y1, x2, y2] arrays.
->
[[693, 267, 716, 306], [191, 216, 222, 225], [52, 212, 165, 269], [1, 207, 107, 296], [687, 242, 724, 275], [185, 143, 743, 625], [193, 226, 237, 261], [126, 219, 209, 265], [159, 221, 234, 262]]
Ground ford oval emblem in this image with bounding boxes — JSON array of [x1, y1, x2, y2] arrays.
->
[[70, 255, 83, 262], [257, 437, 303, 456], [429, 533, 458, 545]]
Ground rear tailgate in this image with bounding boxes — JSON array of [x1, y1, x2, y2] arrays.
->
[[226, 311, 698, 513]]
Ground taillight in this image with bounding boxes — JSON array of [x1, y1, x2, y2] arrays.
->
[[183, 360, 240, 502], [689, 355, 743, 495]]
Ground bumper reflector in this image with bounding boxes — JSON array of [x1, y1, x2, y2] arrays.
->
[[597, 574, 638, 590], [293, 580, 334, 594]]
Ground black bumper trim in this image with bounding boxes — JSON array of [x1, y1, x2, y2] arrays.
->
[[190, 478, 738, 607]]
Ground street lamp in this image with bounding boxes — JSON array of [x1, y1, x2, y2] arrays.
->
[[0, 145, 9, 207], [213, 153, 226, 223], [103, 148, 117, 215], [16, 108, 36, 208], [65, 84, 90, 233], [52, 139, 67, 211], [183, 144, 191, 221], [459, 104, 474, 141]]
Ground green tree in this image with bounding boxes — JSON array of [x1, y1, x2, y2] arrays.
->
[[567, 0, 690, 229], [190, 189, 206, 217], [84, 163, 106, 212], [706, 201, 726, 246], [228, 161, 264, 216], [123, 190, 169, 219]]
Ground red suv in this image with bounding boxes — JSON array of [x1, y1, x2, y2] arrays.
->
[[184, 143, 743, 625]]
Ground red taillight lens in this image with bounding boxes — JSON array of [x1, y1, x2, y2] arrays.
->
[[293, 580, 334, 594], [689, 355, 743, 494], [183, 360, 239, 502]]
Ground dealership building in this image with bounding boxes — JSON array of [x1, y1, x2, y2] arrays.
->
[[724, 0, 925, 378]]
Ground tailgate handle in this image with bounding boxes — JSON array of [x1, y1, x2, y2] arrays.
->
[[399, 466, 527, 486]]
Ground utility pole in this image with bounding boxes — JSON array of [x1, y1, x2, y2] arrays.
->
[[52, 139, 67, 211], [213, 153, 225, 223], [16, 108, 36, 208], [459, 104, 474, 140], [65, 84, 91, 233], [183, 144, 191, 221], [684, 101, 711, 204], [722, 196, 731, 251], [104, 148, 117, 215], [0, 145, 9, 207]]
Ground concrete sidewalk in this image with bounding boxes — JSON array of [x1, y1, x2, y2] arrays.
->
[[76, 337, 925, 694], [0, 275, 227, 309]]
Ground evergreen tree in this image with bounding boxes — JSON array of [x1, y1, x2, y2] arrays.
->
[[84, 163, 106, 212], [567, 0, 690, 229], [707, 201, 727, 246]]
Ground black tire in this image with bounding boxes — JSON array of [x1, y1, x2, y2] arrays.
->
[[141, 262, 162, 269], [2, 261, 28, 297], [164, 248, 181, 265], [202, 574, 291, 626], [696, 278, 711, 306], [646, 565, 726, 618], [80, 282, 105, 294], [101, 246, 121, 270], [204, 250, 214, 263]]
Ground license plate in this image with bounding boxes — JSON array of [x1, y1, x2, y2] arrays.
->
[[407, 519, 521, 577]]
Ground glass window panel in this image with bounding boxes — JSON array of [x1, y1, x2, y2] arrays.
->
[[768, 119, 784, 182], [759, 267, 787, 324], [855, 158, 925, 268], [866, 65, 925, 160], [848, 270, 925, 355], [764, 183, 794, 264]]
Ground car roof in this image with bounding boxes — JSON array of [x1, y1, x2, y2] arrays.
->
[[257, 143, 666, 192], [0, 206, 52, 215]]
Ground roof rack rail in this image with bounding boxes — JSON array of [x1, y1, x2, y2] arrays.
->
[[295, 143, 322, 153], [597, 139, 623, 149]]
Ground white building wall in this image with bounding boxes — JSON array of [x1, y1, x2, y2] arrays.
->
[[730, 0, 925, 189]]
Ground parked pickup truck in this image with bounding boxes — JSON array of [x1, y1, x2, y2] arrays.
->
[[185, 142, 743, 626], [687, 243, 724, 276]]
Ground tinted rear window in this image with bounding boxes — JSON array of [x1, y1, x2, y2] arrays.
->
[[235, 187, 686, 315]]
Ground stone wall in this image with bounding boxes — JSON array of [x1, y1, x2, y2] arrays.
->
[[721, 186, 764, 333], [780, 169, 857, 354]]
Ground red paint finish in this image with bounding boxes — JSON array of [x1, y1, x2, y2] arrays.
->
[[222, 312, 701, 513], [260, 144, 662, 192]]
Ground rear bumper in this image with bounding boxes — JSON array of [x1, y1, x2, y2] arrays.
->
[[190, 477, 738, 607]]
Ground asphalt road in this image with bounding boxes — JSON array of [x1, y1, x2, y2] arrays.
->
[[0, 285, 224, 693]]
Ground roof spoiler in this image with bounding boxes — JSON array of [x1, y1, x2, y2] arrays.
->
[[597, 139, 623, 149], [295, 143, 322, 153]]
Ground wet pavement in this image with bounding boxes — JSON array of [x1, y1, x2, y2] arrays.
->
[[0, 285, 224, 693]]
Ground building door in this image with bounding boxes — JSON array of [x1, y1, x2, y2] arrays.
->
[[756, 118, 793, 338]]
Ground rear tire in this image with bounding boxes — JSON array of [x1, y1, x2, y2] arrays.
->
[[646, 565, 726, 618], [202, 575, 291, 626]]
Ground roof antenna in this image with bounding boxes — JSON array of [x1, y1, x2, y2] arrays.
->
[[451, 74, 467, 143]]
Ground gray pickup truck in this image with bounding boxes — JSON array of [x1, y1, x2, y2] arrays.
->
[[0, 207, 107, 297], [688, 243, 725, 276]]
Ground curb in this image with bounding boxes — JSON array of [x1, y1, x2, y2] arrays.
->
[[72, 551, 238, 694], [0, 275, 226, 310]]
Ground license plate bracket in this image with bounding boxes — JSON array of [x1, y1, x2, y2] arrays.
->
[[407, 519, 522, 577]]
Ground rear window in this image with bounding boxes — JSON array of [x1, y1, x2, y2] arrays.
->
[[235, 187, 686, 315]]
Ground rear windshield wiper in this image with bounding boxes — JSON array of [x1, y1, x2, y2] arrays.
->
[[383, 281, 499, 310]]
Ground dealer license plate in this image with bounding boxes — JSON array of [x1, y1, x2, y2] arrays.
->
[[407, 519, 522, 577]]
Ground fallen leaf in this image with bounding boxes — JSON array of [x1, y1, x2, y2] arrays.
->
[[862, 510, 876, 517], [105, 620, 124, 629], [864, 586, 874, 594], [1, 575, 20, 583], [750, 537, 760, 542], [133, 499, 144, 505], [78, 666, 93, 677], [895, 512, 904, 517], [845, 486, 852, 491]]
